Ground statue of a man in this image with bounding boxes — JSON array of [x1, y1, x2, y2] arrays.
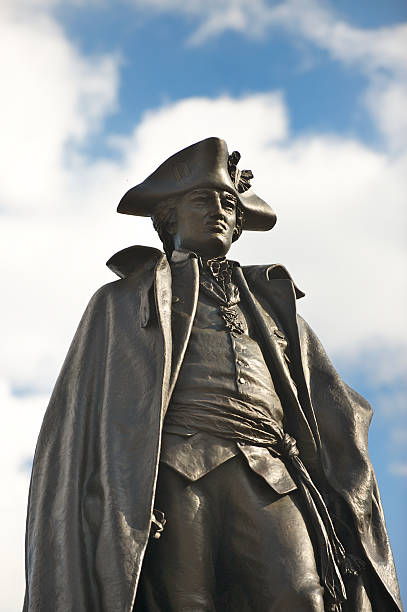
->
[[24, 138, 402, 611]]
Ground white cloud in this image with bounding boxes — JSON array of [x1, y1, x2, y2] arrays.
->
[[271, 0, 407, 152], [389, 463, 407, 477], [268, 0, 407, 74], [0, 0, 120, 212], [110, 92, 288, 173], [128, 0, 407, 151], [130, 0, 407, 73], [364, 79, 407, 154], [0, 0, 405, 400], [131, 0, 269, 41], [0, 2, 406, 607], [0, 8, 120, 606], [113, 95, 406, 363], [0, 380, 48, 612], [2, 93, 406, 394]]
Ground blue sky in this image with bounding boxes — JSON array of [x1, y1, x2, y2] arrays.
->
[[56, 0, 406, 154], [0, 1, 406, 610]]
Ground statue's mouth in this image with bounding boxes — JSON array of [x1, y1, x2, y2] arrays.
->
[[206, 221, 228, 233]]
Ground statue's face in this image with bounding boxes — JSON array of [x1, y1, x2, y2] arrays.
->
[[172, 188, 237, 258]]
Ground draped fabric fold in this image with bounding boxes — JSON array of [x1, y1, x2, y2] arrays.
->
[[24, 247, 402, 611]]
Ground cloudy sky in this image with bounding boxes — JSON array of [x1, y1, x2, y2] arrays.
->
[[1, 0, 406, 609]]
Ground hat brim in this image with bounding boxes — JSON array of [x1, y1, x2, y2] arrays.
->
[[117, 137, 277, 231]]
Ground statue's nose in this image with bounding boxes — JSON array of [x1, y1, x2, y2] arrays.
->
[[208, 194, 224, 216]]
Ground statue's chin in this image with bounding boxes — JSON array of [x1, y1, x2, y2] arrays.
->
[[177, 233, 232, 259]]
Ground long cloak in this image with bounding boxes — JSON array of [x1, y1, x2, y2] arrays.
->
[[24, 246, 402, 611]]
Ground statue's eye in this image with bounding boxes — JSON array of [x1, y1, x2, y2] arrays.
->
[[191, 197, 207, 207], [223, 196, 236, 211]]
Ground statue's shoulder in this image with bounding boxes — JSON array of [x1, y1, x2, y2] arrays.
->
[[106, 245, 165, 279], [242, 262, 297, 282], [85, 246, 164, 309], [242, 263, 305, 299]]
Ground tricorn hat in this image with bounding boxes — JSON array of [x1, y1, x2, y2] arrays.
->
[[117, 137, 276, 231]]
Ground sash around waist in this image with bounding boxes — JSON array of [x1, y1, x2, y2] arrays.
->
[[163, 401, 352, 610]]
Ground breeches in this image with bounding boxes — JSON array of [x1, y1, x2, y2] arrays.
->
[[135, 455, 324, 611]]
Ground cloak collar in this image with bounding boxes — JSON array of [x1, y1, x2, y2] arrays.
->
[[106, 245, 305, 299], [106, 245, 164, 278]]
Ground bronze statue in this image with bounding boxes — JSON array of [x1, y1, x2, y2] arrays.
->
[[24, 138, 402, 611]]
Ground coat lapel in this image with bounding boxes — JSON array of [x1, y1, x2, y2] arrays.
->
[[236, 266, 320, 466], [143, 252, 199, 415], [153, 255, 173, 419], [168, 256, 200, 398]]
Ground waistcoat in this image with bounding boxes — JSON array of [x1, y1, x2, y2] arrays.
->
[[160, 260, 296, 495], [169, 279, 284, 425]]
